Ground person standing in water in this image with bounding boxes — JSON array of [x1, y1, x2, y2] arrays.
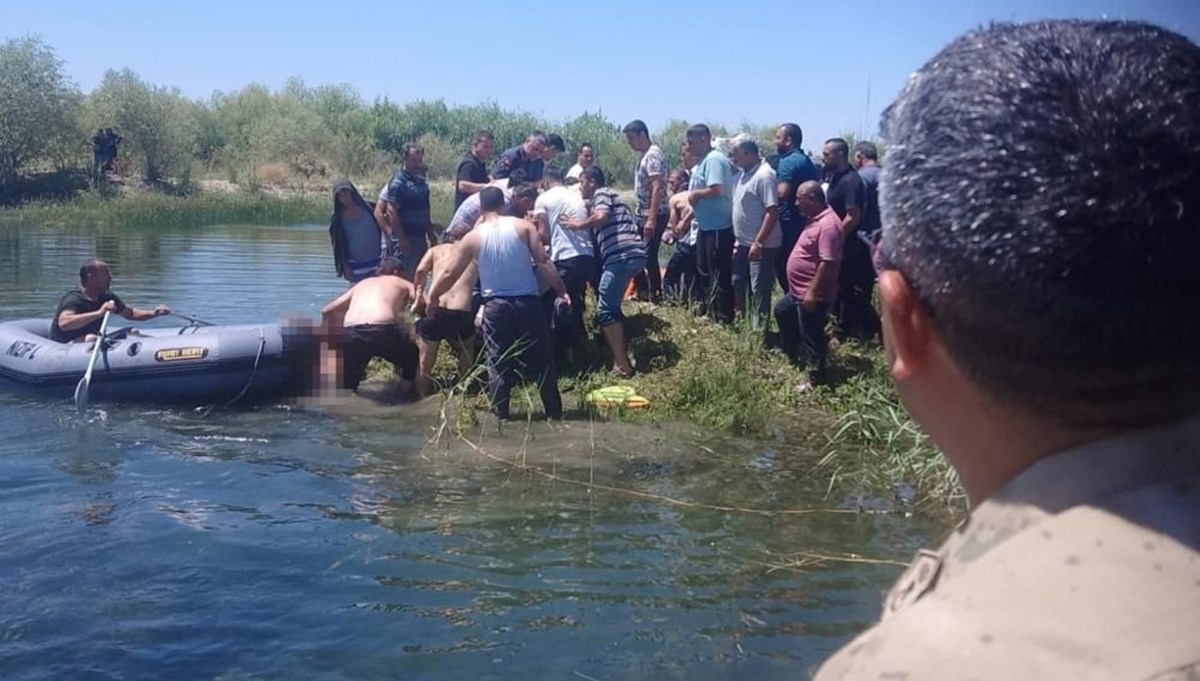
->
[[319, 259, 419, 396], [412, 242, 479, 397], [329, 179, 387, 283]]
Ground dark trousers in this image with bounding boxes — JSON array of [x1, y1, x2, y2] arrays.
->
[[696, 227, 735, 324], [481, 295, 562, 420], [542, 255, 595, 357], [834, 234, 881, 341], [775, 217, 802, 291], [663, 242, 697, 302], [633, 211, 670, 300], [773, 294, 830, 385]]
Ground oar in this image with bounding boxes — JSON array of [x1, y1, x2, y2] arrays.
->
[[74, 310, 111, 411], [173, 312, 214, 326]]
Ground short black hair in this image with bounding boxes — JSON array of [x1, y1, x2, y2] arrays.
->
[[778, 123, 803, 149], [581, 166, 606, 187], [685, 123, 711, 140], [545, 133, 565, 153], [507, 168, 528, 188], [479, 186, 506, 212], [79, 259, 107, 284], [853, 141, 879, 161], [402, 142, 424, 157], [473, 129, 494, 143], [512, 184, 539, 202], [622, 119, 650, 136], [579, 142, 594, 151], [543, 166, 565, 183], [378, 258, 402, 276], [881, 20, 1200, 426], [824, 138, 849, 158]]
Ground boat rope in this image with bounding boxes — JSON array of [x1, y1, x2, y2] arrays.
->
[[201, 326, 266, 416]]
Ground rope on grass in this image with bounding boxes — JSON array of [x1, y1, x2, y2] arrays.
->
[[453, 431, 861, 517]]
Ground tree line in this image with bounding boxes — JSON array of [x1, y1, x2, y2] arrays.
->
[[2, 36, 876, 203]]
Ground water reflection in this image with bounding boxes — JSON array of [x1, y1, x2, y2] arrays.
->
[[0, 223, 938, 680]]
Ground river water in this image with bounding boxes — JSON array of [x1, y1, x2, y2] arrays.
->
[[0, 222, 940, 680]]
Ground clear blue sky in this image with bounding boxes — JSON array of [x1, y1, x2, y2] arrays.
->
[[6, 0, 1200, 144]]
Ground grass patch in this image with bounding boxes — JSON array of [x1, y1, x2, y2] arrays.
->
[[0, 190, 329, 229], [813, 341, 964, 512]]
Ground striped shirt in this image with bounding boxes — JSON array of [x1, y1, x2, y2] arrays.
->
[[590, 189, 646, 267]]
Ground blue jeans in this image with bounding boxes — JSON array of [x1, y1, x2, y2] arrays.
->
[[596, 257, 645, 327], [732, 244, 778, 331]]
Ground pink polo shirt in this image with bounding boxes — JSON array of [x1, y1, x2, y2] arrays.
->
[[786, 207, 844, 300]]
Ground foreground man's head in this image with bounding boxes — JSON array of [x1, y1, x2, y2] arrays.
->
[[877, 19, 1200, 502], [817, 22, 1200, 681]]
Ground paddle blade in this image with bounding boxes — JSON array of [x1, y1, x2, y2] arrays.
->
[[74, 375, 89, 411]]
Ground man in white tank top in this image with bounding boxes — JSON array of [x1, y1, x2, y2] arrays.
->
[[426, 187, 570, 420]]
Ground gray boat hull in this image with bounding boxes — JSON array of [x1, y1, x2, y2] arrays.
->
[[0, 319, 292, 404]]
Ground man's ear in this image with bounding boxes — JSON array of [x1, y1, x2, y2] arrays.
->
[[879, 270, 936, 382]]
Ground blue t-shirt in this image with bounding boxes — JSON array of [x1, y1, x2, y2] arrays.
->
[[380, 170, 432, 238], [776, 149, 819, 225], [692, 149, 733, 231]]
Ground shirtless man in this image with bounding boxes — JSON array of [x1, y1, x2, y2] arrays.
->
[[412, 243, 479, 396], [319, 259, 419, 395]]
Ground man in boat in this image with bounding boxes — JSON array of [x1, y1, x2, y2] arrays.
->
[[50, 259, 171, 343], [425, 186, 570, 421], [813, 20, 1200, 680], [319, 258, 419, 396], [411, 242, 479, 397]]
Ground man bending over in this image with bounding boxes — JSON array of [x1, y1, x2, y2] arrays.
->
[[320, 259, 419, 396]]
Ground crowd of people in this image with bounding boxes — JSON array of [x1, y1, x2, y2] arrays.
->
[[326, 121, 888, 409]]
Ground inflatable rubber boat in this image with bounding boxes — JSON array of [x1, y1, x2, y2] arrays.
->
[[0, 318, 302, 404]]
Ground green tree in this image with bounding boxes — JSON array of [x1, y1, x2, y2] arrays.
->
[[88, 68, 196, 183], [0, 37, 81, 193]]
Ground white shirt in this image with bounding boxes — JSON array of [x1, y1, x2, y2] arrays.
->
[[534, 185, 592, 261]]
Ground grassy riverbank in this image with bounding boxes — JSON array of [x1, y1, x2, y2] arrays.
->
[[0, 190, 328, 229], [416, 301, 961, 511], [0, 178, 458, 229]]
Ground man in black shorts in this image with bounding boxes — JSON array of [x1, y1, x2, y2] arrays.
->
[[320, 259, 419, 395], [412, 242, 479, 396], [51, 259, 171, 342]]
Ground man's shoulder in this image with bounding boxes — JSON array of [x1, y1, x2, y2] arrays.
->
[[817, 475, 1200, 680]]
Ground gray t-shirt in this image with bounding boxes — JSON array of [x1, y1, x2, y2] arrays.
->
[[344, 209, 384, 264], [634, 144, 668, 219], [731, 161, 781, 247]]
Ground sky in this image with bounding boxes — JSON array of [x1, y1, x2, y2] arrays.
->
[[5, 0, 1200, 145]]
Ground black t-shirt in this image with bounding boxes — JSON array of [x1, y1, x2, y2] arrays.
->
[[454, 153, 489, 209], [826, 167, 864, 220], [50, 289, 125, 342]]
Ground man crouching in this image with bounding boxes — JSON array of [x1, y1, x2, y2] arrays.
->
[[320, 258, 419, 396]]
